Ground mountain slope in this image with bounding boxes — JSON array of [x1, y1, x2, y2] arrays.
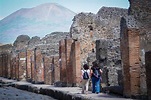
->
[[0, 3, 76, 43]]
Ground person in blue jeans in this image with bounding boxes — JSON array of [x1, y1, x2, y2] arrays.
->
[[90, 61, 103, 94]]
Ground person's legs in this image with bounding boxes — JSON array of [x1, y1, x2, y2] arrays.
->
[[81, 80, 85, 93], [91, 77, 96, 93], [85, 80, 89, 91], [95, 78, 100, 93], [85, 80, 89, 94]]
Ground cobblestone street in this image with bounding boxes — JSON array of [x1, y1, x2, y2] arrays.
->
[[0, 86, 56, 100]]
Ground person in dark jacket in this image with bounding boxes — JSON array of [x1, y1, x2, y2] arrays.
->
[[90, 61, 102, 94]]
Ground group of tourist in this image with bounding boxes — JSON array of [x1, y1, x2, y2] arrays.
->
[[81, 61, 103, 94]]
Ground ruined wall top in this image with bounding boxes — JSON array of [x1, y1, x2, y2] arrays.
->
[[129, 0, 151, 28], [97, 7, 128, 19], [70, 7, 128, 64], [0, 44, 13, 54], [127, 0, 151, 52]]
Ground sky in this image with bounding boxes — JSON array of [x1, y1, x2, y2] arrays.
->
[[0, 0, 129, 20]]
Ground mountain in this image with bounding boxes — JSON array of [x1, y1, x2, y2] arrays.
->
[[0, 3, 76, 44]]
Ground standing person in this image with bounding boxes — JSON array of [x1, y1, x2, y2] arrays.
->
[[90, 61, 103, 94], [81, 64, 90, 94]]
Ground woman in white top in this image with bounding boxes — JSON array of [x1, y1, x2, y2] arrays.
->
[[81, 64, 90, 94]]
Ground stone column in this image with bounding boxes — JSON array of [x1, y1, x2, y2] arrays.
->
[[26, 50, 32, 82], [145, 51, 151, 100], [31, 51, 35, 83], [34, 48, 44, 84], [2, 54, 5, 77], [0, 54, 2, 76], [128, 29, 140, 96], [53, 56, 60, 83], [2, 53, 8, 78], [72, 41, 81, 86], [59, 40, 67, 86], [7, 53, 11, 79], [120, 26, 131, 97], [121, 28, 141, 97], [10, 58, 13, 79], [15, 56, 19, 80], [65, 38, 73, 87], [18, 51, 26, 81], [43, 56, 53, 85], [11, 57, 16, 79]]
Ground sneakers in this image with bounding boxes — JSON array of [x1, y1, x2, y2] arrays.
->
[[81, 90, 88, 95], [81, 90, 84, 94], [92, 91, 100, 94]]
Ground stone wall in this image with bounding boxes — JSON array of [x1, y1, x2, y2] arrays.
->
[[70, 7, 128, 86]]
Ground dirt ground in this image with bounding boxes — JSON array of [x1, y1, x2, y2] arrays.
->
[[0, 86, 57, 100]]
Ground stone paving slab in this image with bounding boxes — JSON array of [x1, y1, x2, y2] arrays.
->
[[0, 77, 135, 100]]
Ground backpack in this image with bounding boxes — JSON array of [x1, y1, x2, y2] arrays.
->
[[83, 70, 89, 80]]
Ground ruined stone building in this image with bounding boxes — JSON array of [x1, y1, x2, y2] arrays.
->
[[120, 0, 151, 99], [0, 0, 151, 99]]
